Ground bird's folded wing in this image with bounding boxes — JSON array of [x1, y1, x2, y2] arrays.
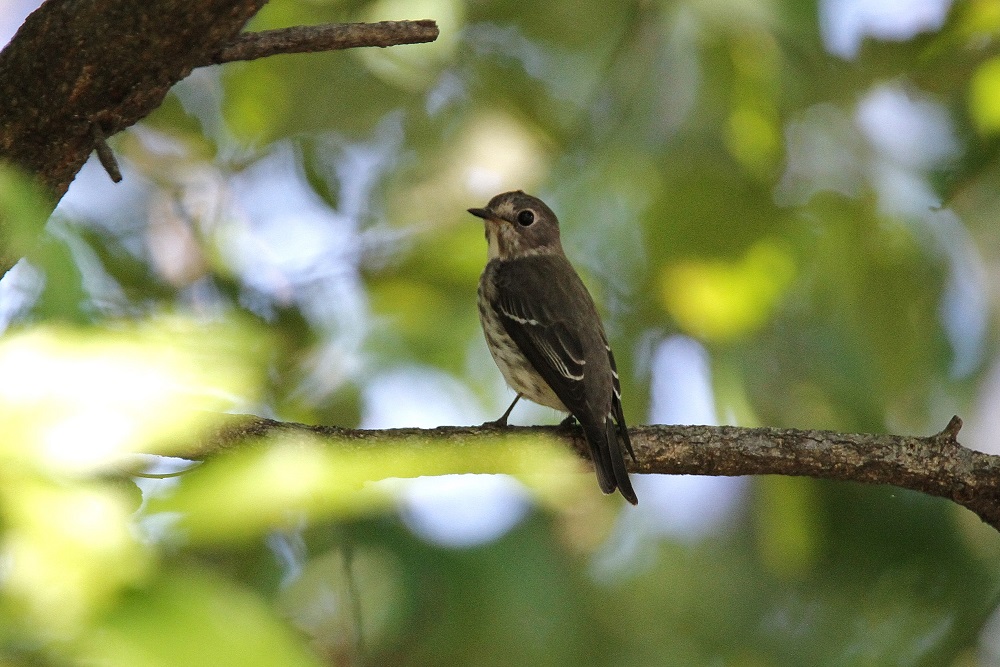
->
[[492, 267, 588, 411]]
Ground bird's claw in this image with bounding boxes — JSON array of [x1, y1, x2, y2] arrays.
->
[[558, 414, 579, 429]]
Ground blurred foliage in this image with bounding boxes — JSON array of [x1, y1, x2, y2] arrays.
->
[[3, 0, 1000, 664], [0, 163, 54, 275]]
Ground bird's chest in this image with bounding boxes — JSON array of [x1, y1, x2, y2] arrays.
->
[[477, 271, 565, 411]]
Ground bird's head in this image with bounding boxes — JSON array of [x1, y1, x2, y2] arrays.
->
[[468, 190, 562, 260]]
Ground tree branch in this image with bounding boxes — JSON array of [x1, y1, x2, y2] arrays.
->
[[208, 20, 440, 64], [0, 1, 439, 203], [90, 121, 123, 183], [0, 0, 439, 275], [0, 0, 267, 199], [192, 414, 1000, 532]]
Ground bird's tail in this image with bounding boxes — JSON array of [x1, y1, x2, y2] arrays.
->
[[583, 417, 638, 505]]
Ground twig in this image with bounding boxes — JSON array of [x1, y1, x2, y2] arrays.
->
[[208, 20, 439, 65], [90, 122, 122, 183], [190, 414, 1000, 532]]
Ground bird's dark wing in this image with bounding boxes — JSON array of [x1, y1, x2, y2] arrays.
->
[[491, 257, 637, 504], [491, 258, 589, 417]]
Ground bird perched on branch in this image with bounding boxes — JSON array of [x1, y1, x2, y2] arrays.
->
[[469, 191, 637, 504]]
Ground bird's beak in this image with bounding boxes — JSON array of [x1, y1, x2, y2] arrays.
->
[[468, 207, 491, 220]]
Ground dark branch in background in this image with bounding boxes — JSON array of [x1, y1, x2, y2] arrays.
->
[[0, 0, 266, 200], [0, 0, 439, 202], [0, 0, 439, 275], [208, 20, 440, 64], [193, 414, 1000, 533]]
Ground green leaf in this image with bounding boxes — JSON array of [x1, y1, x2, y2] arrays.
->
[[78, 567, 322, 667], [0, 163, 53, 275]]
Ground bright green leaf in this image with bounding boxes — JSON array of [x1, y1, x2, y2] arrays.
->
[[79, 567, 322, 667]]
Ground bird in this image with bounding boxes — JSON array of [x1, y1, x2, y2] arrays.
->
[[469, 190, 638, 504]]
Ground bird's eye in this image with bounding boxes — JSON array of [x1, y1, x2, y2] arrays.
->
[[517, 210, 535, 226]]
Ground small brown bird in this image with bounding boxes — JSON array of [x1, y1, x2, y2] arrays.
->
[[469, 191, 637, 504]]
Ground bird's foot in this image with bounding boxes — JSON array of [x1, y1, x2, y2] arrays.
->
[[482, 395, 521, 428], [558, 414, 579, 430]]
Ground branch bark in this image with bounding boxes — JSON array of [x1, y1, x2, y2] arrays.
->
[[195, 414, 1000, 532], [208, 20, 440, 64], [0, 1, 438, 276], [0, 1, 438, 201], [0, 0, 265, 200]]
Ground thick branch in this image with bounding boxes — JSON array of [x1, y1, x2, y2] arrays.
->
[[0, 0, 439, 203], [0, 1, 439, 276], [0, 0, 268, 199], [208, 20, 440, 64], [194, 414, 1000, 532]]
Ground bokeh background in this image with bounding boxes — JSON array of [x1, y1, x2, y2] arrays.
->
[[2, 0, 1000, 664]]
